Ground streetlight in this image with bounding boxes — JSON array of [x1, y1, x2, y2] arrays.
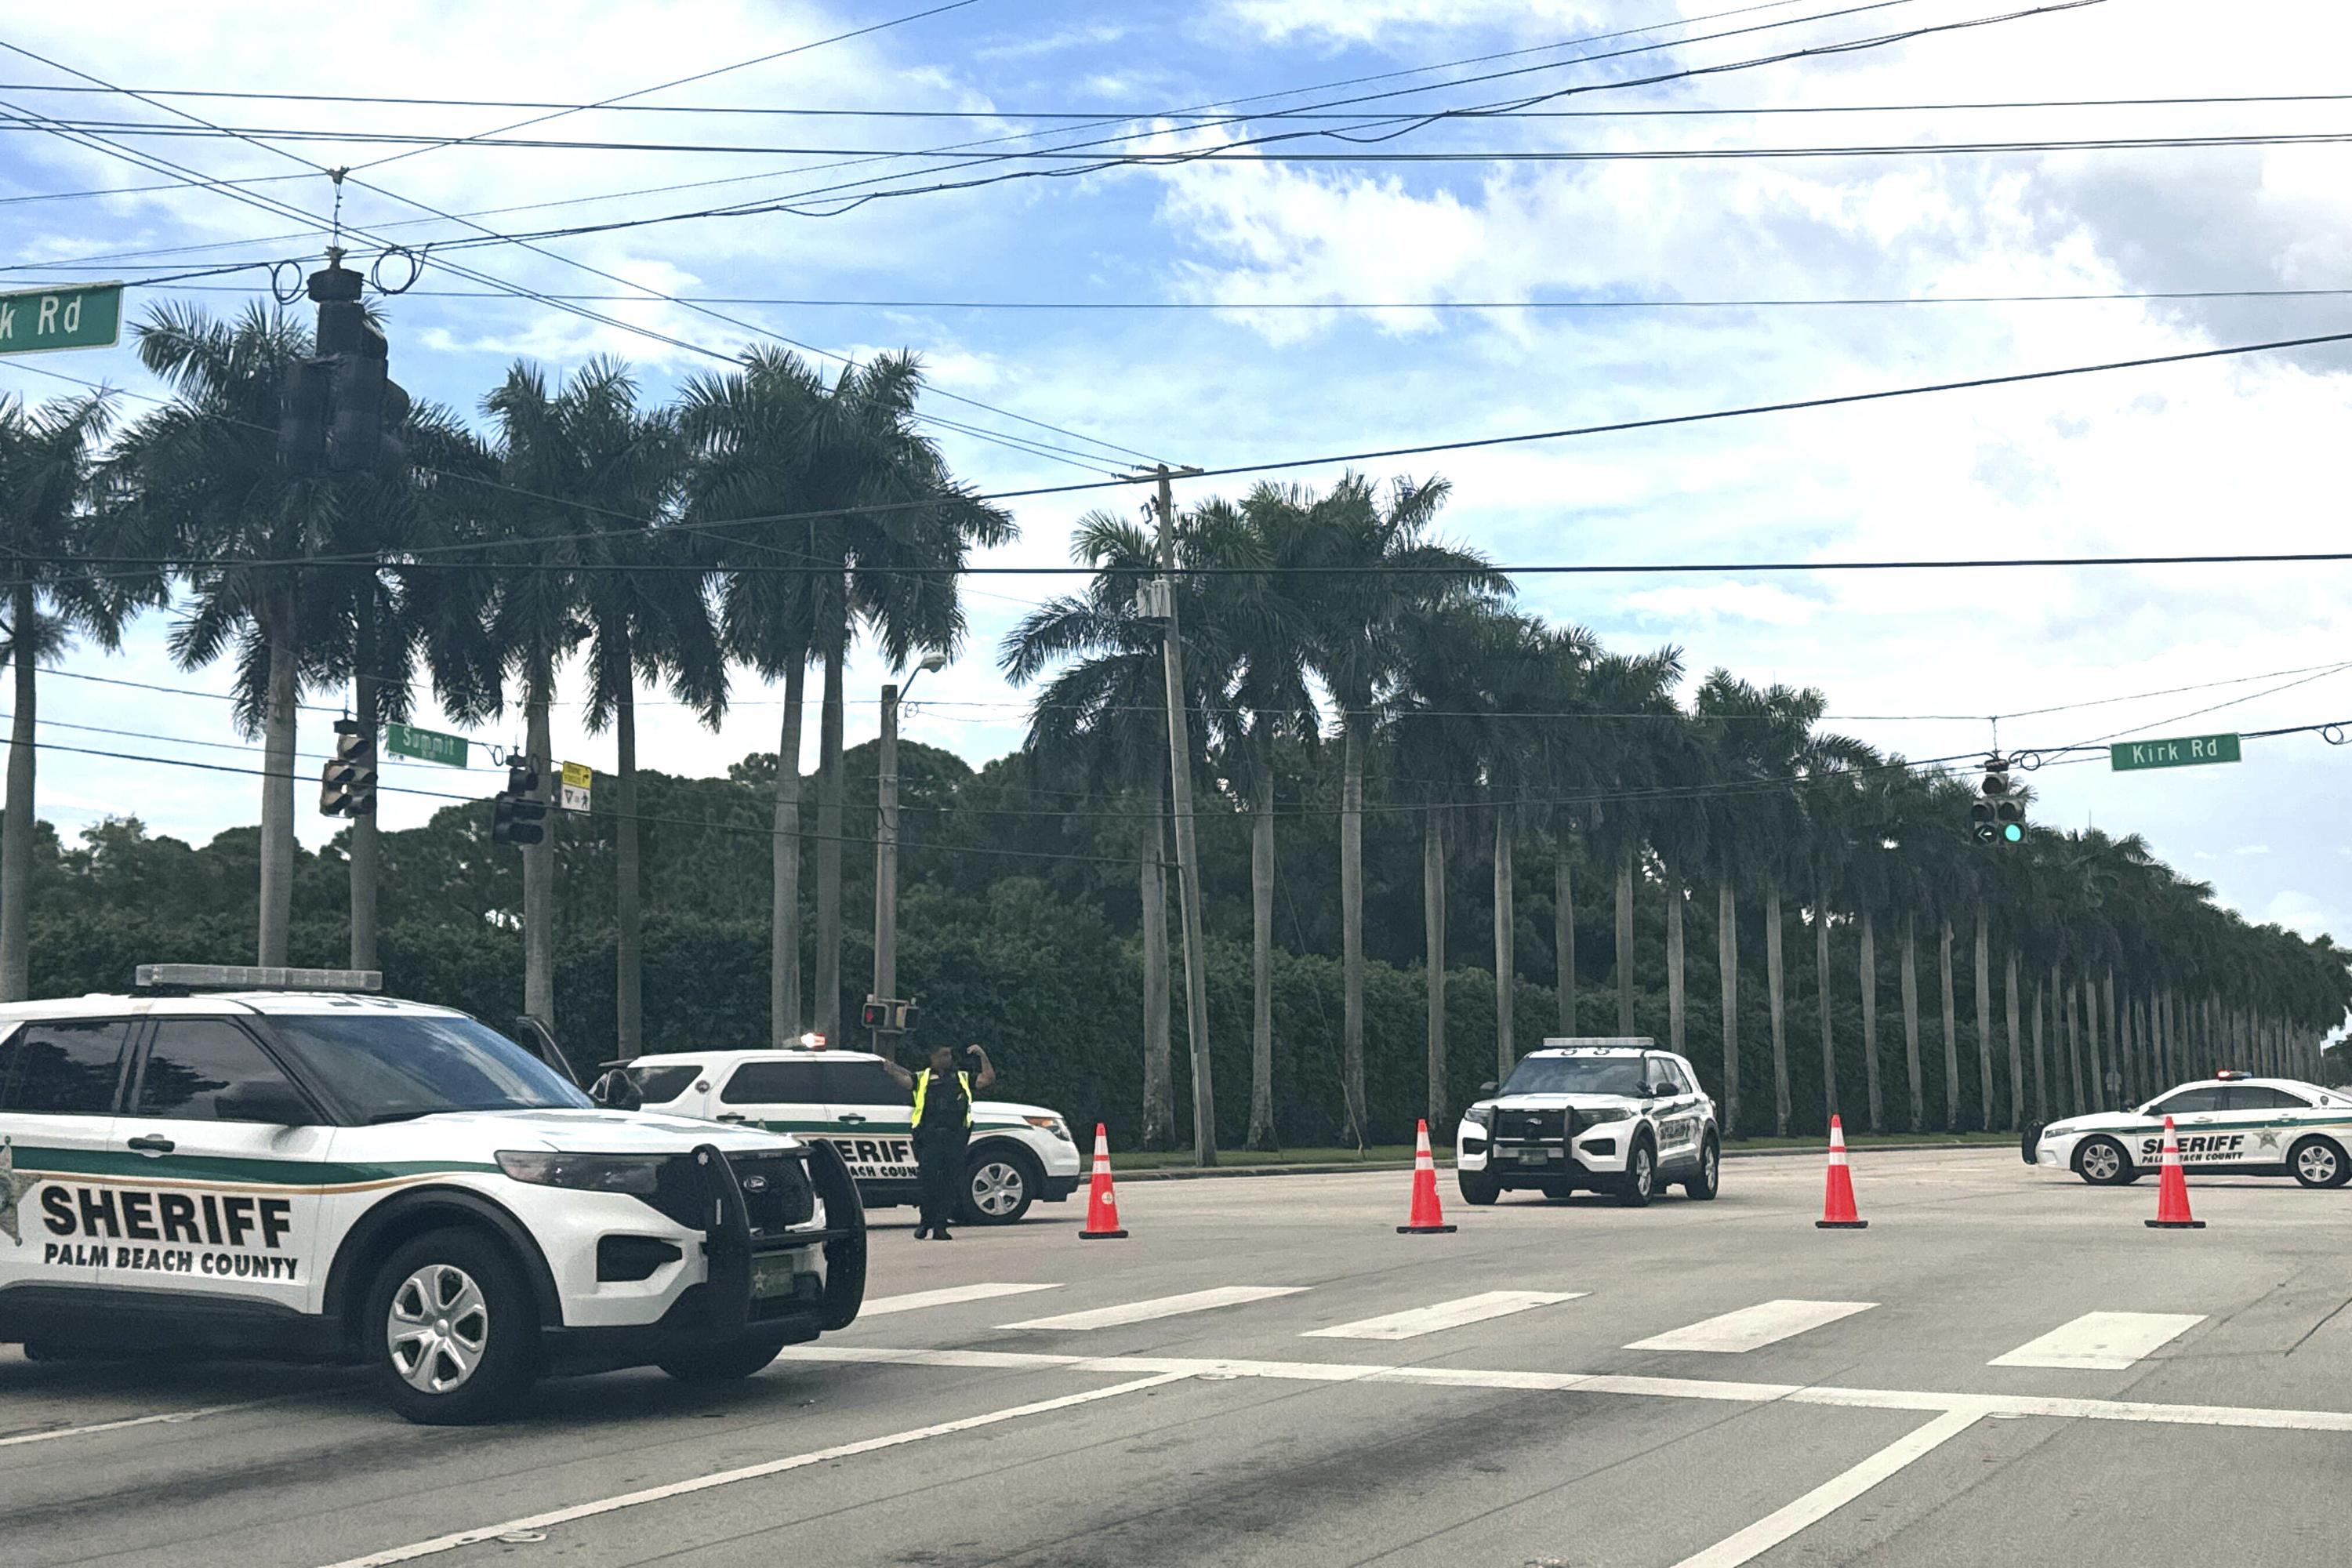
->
[[872, 652, 946, 1054]]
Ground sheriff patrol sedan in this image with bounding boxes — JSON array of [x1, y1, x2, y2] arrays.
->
[[607, 1046, 1083, 1225], [1454, 1040, 1720, 1207], [0, 967, 866, 1424], [2031, 1071, 2352, 1188]]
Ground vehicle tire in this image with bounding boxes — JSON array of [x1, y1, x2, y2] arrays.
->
[[658, 1338, 786, 1383], [1539, 1178, 1579, 1201], [1617, 1136, 1657, 1207], [2074, 1136, 2136, 1186], [1457, 1167, 1502, 1206], [2288, 1135, 2352, 1189], [958, 1145, 1040, 1225], [367, 1227, 541, 1426], [1682, 1135, 1721, 1200]]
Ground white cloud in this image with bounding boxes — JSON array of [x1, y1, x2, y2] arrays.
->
[[1623, 582, 1820, 626]]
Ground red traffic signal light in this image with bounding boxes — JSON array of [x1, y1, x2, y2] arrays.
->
[[860, 997, 888, 1030]]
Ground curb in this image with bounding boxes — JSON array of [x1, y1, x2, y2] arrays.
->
[[1114, 1140, 2013, 1181]]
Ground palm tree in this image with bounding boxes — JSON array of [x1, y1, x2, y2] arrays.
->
[[0, 391, 147, 998], [1293, 473, 1500, 1142], [115, 303, 318, 966]]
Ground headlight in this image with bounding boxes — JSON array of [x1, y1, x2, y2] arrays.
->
[[1463, 1105, 1494, 1128], [496, 1150, 673, 1195], [1024, 1115, 1073, 1142], [1581, 1108, 1634, 1126]]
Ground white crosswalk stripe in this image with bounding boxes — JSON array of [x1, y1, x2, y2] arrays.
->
[[1988, 1311, 2206, 1370], [1303, 1290, 1584, 1341], [1001, 1285, 1307, 1331], [1624, 1299, 1878, 1354], [860, 1283, 1063, 1317]]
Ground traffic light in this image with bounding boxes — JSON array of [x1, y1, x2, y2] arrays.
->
[[318, 719, 377, 818], [278, 358, 330, 477], [859, 996, 921, 1033], [491, 758, 547, 847], [1974, 757, 2025, 846], [278, 263, 409, 479]]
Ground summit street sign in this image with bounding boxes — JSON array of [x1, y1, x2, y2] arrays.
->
[[0, 282, 122, 356], [2110, 733, 2241, 771]]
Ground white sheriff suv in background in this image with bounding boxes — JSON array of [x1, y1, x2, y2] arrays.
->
[[0, 967, 866, 1425], [607, 1044, 1083, 1225], [2029, 1070, 2352, 1188], [1454, 1039, 1721, 1207]]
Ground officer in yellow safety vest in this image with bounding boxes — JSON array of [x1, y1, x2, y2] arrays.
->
[[882, 1043, 996, 1240]]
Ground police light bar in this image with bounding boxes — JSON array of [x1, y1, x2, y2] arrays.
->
[[800, 1031, 828, 1051], [136, 964, 383, 993], [2213, 1069, 2245, 1080]]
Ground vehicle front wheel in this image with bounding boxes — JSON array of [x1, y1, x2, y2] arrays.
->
[[2074, 1136, 2136, 1186], [1457, 1168, 1502, 1206], [958, 1146, 1040, 1225], [368, 1228, 540, 1425], [1617, 1138, 1657, 1207], [2289, 1136, 2351, 1189], [1683, 1136, 1720, 1200], [659, 1338, 786, 1383]]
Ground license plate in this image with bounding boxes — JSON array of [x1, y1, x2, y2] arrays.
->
[[1517, 1149, 1553, 1163], [750, 1254, 801, 1301]]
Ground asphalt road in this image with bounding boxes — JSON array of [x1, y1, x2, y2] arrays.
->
[[8, 1146, 2352, 1568]]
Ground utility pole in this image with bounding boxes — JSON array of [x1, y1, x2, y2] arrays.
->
[[872, 652, 945, 1055], [1145, 464, 1217, 1166]]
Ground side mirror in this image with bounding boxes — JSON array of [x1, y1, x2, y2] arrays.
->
[[589, 1069, 643, 1112], [215, 1080, 318, 1126], [1479, 1080, 1498, 1098], [1644, 1082, 1668, 1098]]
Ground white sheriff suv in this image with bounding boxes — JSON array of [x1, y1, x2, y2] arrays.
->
[[0, 967, 866, 1425], [605, 1045, 1083, 1225], [1454, 1039, 1720, 1207], [2029, 1070, 2352, 1188]]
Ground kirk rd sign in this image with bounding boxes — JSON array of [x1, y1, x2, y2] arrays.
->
[[2110, 733, 2242, 771], [0, 282, 122, 355]]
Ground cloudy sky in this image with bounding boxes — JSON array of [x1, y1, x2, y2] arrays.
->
[[3, 0, 2349, 938]]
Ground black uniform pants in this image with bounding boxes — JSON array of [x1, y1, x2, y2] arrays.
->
[[915, 1125, 969, 1232]]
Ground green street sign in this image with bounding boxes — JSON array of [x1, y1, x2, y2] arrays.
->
[[384, 722, 468, 768], [2109, 733, 2241, 771], [0, 282, 122, 356]]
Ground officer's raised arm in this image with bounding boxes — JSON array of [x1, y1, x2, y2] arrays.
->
[[968, 1044, 996, 1091], [879, 1056, 915, 1090]]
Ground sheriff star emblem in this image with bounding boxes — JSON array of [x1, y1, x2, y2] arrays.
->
[[0, 1138, 40, 1247], [2255, 1128, 2282, 1152]]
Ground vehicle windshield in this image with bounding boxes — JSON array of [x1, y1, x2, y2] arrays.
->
[[1500, 1056, 1649, 1097], [267, 1013, 591, 1120]]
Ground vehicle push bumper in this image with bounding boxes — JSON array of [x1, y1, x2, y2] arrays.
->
[[1458, 1107, 1629, 1181], [545, 1139, 867, 1374]]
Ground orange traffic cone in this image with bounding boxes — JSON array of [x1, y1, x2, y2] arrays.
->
[[2146, 1116, 2205, 1229], [1816, 1114, 1868, 1229], [1079, 1123, 1128, 1240], [1397, 1119, 1457, 1234]]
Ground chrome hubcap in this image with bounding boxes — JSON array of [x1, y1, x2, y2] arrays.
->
[[2298, 1145, 2337, 1183], [388, 1264, 488, 1394], [971, 1161, 1025, 1217], [2082, 1144, 2121, 1181], [1634, 1152, 1652, 1194]]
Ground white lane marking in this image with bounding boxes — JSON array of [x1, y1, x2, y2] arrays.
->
[[775, 1345, 2352, 1431], [1303, 1290, 1584, 1341], [1626, 1299, 1878, 1354], [1988, 1312, 2206, 1370], [1001, 1285, 1306, 1330], [859, 1283, 1062, 1317], [0, 1396, 285, 1448], [1665, 1406, 1984, 1568], [314, 1371, 1191, 1568]]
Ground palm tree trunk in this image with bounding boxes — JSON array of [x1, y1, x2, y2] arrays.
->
[[2085, 971, 2108, 1111], [1665, 879, 1685, 1061], [1556, 846, 1576, 1034], [615, 673, 643, 1060], [814, 643, 845, 1043], [1859, 909, 1882, 1134], [1, 580, 38, 1001], [1939, 920, 1958, 1131], [770, 659, 807, 1047], [256, 597, 299, 969], [2005, 947, 2024, 1131], [2063, 971, 2082, 1112], [1815, 887, 1836, 1125], [2102, 967, 2120, 1104], [1247, 751, 1276, 1151], [1140, 766, 1174, 1150], [522, 648, 557, 1025], [1718, 879, 1738, 1137], [1614, 852, 1635, 1035], [1767, 880, 1789, 1137], [1973, 905, 1994, 1131], [1900, 913, 1923, 1131], [1425, 808, 1447, 1130], [2031, 977, 2048, 1123], [1341, 713, 1366, 1145], [1494, 811, 1516, 1079], [348, 591, 379, 974]]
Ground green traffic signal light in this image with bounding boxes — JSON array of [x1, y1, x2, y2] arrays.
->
[[2002, 822, 2024, 844]]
